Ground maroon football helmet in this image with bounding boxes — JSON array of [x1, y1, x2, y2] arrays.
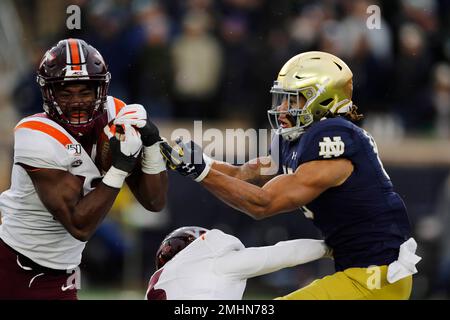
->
[[155, 226, 209, 270], [36, 38, 111, 136]]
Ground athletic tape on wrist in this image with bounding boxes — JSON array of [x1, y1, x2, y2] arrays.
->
[[203, 153, 215, 167], [194, 160, 212, 183], [102, 166, 128, 188], [142, 143, 166, 174]]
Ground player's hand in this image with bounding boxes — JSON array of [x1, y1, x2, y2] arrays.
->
[[139, 118, 162, 147], [159, 137, 212, 182], [104, 123, 142, 173], [114, 104, 162, 147]]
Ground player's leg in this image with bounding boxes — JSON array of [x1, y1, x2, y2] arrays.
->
[[275, 266, 412, 300], [343, 266, 412, 300], [0, 238, 17, 298], [0, 238, 78, 299], [275, 270, 371, 300]]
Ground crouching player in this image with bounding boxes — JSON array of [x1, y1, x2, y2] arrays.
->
[[146, 226, 331, 300]]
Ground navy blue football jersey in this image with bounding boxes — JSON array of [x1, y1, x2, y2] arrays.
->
[[272, 117, 411, 271]]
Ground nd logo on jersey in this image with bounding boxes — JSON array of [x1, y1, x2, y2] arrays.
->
[[319, 136, 345, 158]]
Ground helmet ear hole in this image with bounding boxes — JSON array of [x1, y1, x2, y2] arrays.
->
[[315, 98, 334, 119], [320, 98, 334, 106]]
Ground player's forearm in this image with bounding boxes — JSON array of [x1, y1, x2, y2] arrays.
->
[[270, 239, 328, 267], [201, 169, 274, 219], [217, 239, 328, 278], [133, 171, 168, 212], [69, 182, 120, 241], [212, 160, 273, 187], [30, 168, 120, 242], [246, 239, 328, 278], [210, 161, 241, 177]]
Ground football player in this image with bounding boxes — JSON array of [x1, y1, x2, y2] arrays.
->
[[146, 226, 330, 300], [0, 39, 167, 299], [161, 51, 421, 299]]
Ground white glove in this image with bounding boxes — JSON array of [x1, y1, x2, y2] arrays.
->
[[114, 104, 165, 174], [103, 123, 143, 159], [102, 123, 143, 188], [114, 104, 147, 128]]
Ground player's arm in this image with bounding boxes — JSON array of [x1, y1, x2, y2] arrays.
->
[[210, 156, 276, 187], [161, 138, 353, 219], [24, 166, 120, 242], [21, 124, 142, 242], [126, 168, 168, 212], [202, 159, 353, 219], [216, 239, 330, 278], [114, 104, 168, 212], [204, 133, 281, 186]]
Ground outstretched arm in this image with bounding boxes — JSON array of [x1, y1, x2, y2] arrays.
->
[[216, 239, 329, 279], [160, 138, 353, 219], [210, 156, 276, 187], [201, 158, 353, 219]]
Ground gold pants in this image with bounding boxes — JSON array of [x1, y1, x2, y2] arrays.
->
[[276, 265, 412, 300]]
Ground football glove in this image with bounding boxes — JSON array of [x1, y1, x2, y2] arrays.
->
[[160, 137, 212, 182], [114, 104, 165, 174], [114, 104, 162, 147], [104, 123, 142, 173]]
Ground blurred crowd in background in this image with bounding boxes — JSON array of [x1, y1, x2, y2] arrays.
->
[[0, 0, 450, 299]]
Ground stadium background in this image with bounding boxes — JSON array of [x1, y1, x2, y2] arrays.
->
[[0, 0, 449, 299]]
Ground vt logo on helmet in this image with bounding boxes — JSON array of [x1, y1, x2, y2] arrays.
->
[[268, 51, 354, 141], [36, 38, 111, 137]]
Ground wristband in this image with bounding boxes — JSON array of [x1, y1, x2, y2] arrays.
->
[[203, 153, 215, 167], [141, 142, 167, 174], [194, 160, 212, 183], [102, 166, 128, 188]]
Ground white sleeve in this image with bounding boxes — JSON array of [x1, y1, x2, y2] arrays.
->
[[14, 129, 71, 170], [215, 239, 327, 279]]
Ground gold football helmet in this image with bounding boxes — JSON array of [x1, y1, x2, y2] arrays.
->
[[268, 51, 354, 141]]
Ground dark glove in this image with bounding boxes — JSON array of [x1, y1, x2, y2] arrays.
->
[[138, 117, 162, 147], [107, 124, 143, 173], [160, 138, 211, 182]]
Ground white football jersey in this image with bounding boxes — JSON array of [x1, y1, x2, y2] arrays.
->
[[145, 229, 327, 300], [0, 96, 124, 270]]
